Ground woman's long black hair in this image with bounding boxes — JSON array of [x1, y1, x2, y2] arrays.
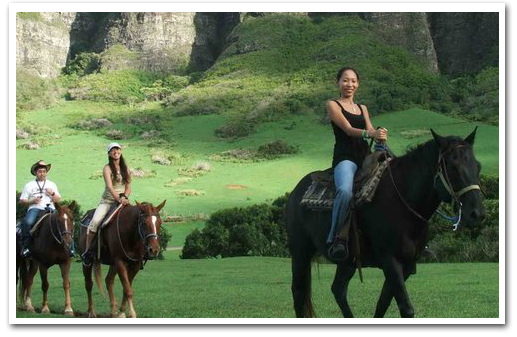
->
[[108, 155, 131, 184]]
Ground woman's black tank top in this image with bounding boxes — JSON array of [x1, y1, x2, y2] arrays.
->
[[331, 100, 370, 168]]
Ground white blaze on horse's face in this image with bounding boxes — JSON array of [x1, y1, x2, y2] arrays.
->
[[63, 213, 68, 232], [151, 215, 157, 234]]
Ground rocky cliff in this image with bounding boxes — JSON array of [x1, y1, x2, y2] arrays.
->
[[16, 12, 77, 78], [16, 12, 498, 79]]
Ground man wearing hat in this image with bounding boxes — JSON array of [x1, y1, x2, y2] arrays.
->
[[19, 160, 61, 257]]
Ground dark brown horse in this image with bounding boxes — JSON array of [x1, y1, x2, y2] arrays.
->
[[78, 200, 166, 318], [286, 129, 486, 318], [16, 202, 77, 316]]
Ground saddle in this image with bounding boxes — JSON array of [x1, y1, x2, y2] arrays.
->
[[300, 150, 392, 279], [80, 203, 123, 262], [14, 210, 53, 238], [300, 151, 392, 210], [80, 203, 122, 229]]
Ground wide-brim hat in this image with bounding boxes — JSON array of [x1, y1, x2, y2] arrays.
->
[[107, 142, 122, 153], [30, 160, 51, 176]]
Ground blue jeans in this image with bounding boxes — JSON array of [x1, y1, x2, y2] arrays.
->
[[327, 160, 357, 244], [20, 208, 42, 247]]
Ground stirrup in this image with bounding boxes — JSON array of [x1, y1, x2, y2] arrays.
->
[[81, 250, 93, 267], [328, 239, 348, 261], [21, 247, 31, 258]]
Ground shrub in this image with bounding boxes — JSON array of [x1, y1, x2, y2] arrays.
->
[[63, 52, 100, 76], [214, 119, 256, 139], [423, 198, 499, 263], [256, 140, 299, 159], [180, 194, 289, 259], [480, 174, 499, 200], [16, 69, 62, 111]]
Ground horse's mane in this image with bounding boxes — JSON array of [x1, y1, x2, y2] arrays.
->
[[390, 135, 467, 172]]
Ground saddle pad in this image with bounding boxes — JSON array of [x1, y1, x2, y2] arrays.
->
[[30, 213, 51, 236], [300, 181, 335, 209]]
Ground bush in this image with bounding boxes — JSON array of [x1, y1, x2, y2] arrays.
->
[[63, 52, 100, 76], [16, 69, 62, 111], [256, 140, 299, 159], [480, 174, 499, 199], [214, 120, 256, 139], [422, 198, 499, 262], [180, 194, 289, 259]]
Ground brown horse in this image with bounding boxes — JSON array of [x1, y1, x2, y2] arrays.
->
[[16, 202, 77, 316], [79, 200, 166, 318]]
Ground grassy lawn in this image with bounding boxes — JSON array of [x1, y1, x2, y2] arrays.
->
[[15, 251, 499, 319], [16, 101, 499, 220]]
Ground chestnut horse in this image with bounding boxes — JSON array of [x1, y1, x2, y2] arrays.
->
[[286, 129, 486, 317], [78, 200, 166, 318], [16, 202, 77, 316]]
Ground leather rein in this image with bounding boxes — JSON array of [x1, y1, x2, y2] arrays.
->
[[384, 143, 480, 228], [116, 207, 159, 263]]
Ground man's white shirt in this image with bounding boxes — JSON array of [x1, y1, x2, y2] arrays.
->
[[20, 179, 61, 211]]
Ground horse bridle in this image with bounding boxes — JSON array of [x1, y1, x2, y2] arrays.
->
[[385, 144, 480, 229], [49, 210, 73, 246], [433, 145, 481, 229], [116, 208, 159, 262]]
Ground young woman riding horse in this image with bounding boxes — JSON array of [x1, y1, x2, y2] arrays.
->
[[326, 67, 387, 259], [79, 200, 166, 318], [82, 142, 131, 266], [285, 67, 485, 318]]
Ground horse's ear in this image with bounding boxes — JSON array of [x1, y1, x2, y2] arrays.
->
[[464, 126, 478, 145], [68, 200, 77, 212], [135, 201, 141, 207], [156, 200, 166, 212], [430, 128, 446, 149]]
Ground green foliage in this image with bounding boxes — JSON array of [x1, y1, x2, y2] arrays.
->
[[17, 12, 43, 21], [449, 67, 499, 125], [16, 69, 62, 111], [214, 119, 256, 138], [157, 225, 171, 260], [256, 140, 299, 159], [423, 198, 499, 262], [63, 52, 100, 76], [68, 70, 162, 103], [181, 195, 289, 259], [479, 174, 499, 200]]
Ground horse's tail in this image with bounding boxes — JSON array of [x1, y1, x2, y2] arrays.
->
[[302, 261, 316, 318], [17, 258, 28, 304], [93, 262, 105, 296]]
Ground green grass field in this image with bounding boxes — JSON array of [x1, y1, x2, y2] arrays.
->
[[15, 251, 499, 318], [16, 101, 499, 220]]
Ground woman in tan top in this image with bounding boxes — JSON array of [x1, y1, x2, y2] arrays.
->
[[82, 142, 131, 265]]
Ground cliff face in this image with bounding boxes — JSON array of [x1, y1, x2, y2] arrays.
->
[[428, 12, 499, 76], [362, 12, 439, 73], [15, 12, 498, 79], [16, 12, 77, 78]]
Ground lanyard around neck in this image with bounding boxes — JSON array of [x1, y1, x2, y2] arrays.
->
[[36, 179, 46, 195]]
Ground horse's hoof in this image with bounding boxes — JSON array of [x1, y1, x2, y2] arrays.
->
[[88, 311, 96, 318], [41, 306, 50, 314], [64, 309, 74, 317], [118, 312, 126, 318]]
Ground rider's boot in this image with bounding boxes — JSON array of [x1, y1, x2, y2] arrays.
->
[[81, 231, 96, 266]]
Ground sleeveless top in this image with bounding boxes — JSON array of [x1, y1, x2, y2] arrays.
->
[[331, 100, 370, 168], [100, 169, 125, 203]]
